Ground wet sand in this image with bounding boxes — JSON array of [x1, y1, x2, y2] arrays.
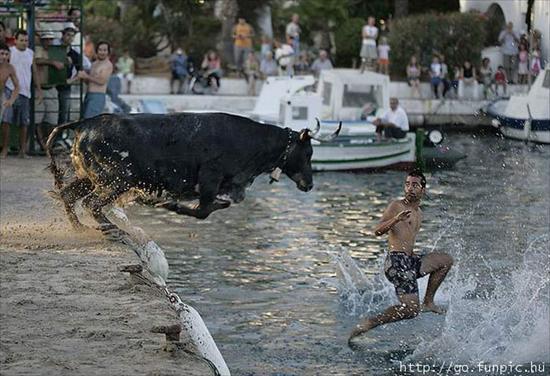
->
[[0, 157, 212, 375]]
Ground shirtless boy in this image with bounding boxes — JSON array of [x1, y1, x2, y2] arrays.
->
[[349, 170, 454, 342], [0, 42, 20, 158]]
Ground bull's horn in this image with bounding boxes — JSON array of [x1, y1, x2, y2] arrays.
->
[[312, 121, 342, 142], [311, 118, 321, 136]]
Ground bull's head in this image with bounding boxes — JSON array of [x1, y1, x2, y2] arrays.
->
[[282, 120, 342, 192]]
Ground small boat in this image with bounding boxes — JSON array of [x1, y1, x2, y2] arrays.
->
[[485, 67, 550, 144], [251, 70, 464, 171]]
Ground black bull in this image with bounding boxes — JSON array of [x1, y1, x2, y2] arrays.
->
[[46, 112, 337, 237]]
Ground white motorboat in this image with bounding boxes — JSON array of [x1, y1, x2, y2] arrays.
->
[[485, 67, 550, 144], [250, 69, 417, 171]]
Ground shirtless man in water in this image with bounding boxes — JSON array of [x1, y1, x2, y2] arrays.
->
[[349, 170, 454, 342]]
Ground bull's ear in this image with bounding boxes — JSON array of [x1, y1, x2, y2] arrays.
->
[[299, 129, 311, 142]]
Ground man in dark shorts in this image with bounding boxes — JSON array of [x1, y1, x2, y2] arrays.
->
[[349, 170, 454, 342], [372, 97, 409, 141]]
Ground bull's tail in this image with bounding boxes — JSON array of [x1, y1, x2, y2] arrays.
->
[[46, 120, 82, 189]]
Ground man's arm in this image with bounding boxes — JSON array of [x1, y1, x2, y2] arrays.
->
[[3, 65, 20, 106], [31, 61, 43, 103], [374, 201, 411, 236], [35, 57, 64, 70]]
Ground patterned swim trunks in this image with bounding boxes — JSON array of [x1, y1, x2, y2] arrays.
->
[[384, 251, 425, 295]]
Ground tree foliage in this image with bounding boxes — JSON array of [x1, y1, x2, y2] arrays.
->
[[83, 0, 220, 58], [388, 11, 486, 78]]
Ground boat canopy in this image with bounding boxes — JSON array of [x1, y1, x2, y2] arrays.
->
[[250, 75, 315, 123], [317, 69, 390, 121]]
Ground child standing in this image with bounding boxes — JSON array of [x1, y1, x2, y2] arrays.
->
[[530, 48, 542, 78], [377, 37, 390, 75], [517, 43, 529, 84]]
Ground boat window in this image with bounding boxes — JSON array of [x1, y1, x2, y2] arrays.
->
[[543, 70, 550, 89], [322, 82, 332, 105], [292, 106, 308, 120], [342, 84, 382, 109]]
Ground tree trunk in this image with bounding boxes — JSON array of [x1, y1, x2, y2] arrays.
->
[[394, 0, 409, 18], [217, 0, 239, 65]]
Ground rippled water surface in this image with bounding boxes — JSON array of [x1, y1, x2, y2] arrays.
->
[[127, 134, 550, 375]]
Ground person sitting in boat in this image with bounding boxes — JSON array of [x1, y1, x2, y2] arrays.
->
[[372, 97, 409, 141]]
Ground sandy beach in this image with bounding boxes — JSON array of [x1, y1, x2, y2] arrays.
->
[[0, 157, 212, 375]]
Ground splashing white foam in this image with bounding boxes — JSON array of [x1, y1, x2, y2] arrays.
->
[[410, 234, 550, 364]]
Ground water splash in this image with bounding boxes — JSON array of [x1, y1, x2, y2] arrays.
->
[[410, 234, 550, 364], [328, 249, 397, 317]]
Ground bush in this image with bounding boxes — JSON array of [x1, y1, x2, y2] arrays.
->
[[334, 17, 364, 67], [388, 11, 486, 79]]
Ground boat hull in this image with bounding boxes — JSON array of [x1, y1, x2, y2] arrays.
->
[[312, 134, 416, 171]]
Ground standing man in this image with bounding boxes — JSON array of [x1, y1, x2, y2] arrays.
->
[[34, 32, 64, 149], [359, 16, 378, 73], [116, 49, 135, 94], [498, 22, 520, 84], [349, 170, 454, 343], [372, 97, 409, 141], [0, 42, 20, 158], [232, 17, 254, 75], [286, 14, 301, 57], [55, 24, 81, 125], [2, 30, 42, 158], [77, 41, 113, 119]]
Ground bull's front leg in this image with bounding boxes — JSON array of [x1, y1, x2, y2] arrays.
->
[[157, 169, 229, 219]]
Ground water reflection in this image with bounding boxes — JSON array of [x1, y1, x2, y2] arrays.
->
[[127, 134, 549, 375]]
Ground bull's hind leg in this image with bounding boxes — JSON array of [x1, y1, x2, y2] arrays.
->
[[82, 188, 128, 241], [50, 178, 93, 230]]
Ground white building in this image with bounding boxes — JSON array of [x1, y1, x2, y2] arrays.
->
[[460, 0, 550, 63]]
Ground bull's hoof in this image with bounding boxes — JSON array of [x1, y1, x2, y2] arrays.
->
[[213, 199, 231, 210]]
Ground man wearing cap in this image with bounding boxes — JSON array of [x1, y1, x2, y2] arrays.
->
[[35, 31, 64, 149], [1, 29, 42, 158]]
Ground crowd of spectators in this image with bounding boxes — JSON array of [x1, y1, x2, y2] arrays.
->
[[1, 9, 546, 159], [0, 7, 117, 158], [355, 16, 545, 99]]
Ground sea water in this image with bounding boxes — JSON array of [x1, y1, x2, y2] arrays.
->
[[126, 133, 549, 374]]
